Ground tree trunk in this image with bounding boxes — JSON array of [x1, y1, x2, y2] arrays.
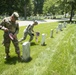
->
[[69, 3, 74, 22], [24, 4, 27, 19]]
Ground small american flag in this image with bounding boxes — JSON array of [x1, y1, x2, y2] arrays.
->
[[9, 33, 14, 40], [36, 32, 40, 36]]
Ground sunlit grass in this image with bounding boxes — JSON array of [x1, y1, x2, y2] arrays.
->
[[0, 22, 76, 75]]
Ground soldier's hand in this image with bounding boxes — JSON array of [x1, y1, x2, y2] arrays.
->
[[2, 27, 9, 32], [4, 28, 9, 32], [13, 34, 17, 39]]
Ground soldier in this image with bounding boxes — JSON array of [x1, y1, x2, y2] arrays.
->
[[19, 20, 38, 42], [0, 12, 21, 59]]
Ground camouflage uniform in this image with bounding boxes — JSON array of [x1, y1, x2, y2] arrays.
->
[[19, 24, 34, 42], [0, 17, 20, 56]]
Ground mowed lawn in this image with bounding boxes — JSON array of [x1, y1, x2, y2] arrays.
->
[[0, 21, 76, 75]]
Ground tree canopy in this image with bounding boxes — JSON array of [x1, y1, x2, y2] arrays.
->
[[0, 0, 76, 21]]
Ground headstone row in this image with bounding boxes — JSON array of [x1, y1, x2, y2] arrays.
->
[[22, 21, 67, 61]]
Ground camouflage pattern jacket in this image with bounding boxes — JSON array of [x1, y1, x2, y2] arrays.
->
[[24, 24, 34, 34], [0, 17, 19, 34]]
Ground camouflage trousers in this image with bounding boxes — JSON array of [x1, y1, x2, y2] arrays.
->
[[3, 33, 20, 55], [19, 31, 34, 42]]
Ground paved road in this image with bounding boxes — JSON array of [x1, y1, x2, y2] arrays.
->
[[18, 18, 69, 27]]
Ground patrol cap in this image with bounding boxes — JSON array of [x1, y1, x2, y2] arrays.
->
[[33, 20, 38, 25], [12, 12, 19, 20]]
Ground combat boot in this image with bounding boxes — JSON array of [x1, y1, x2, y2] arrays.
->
[[4, 55, 10, 59]]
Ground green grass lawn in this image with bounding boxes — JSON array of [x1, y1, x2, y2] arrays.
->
[[0, 22, 76, 75]]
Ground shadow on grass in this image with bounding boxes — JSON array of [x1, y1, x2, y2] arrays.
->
[[19, 42, 39, 46], [30, 42, 39, 46], [4, 56, 32, 64], [4, 56, 19, 65], [21, 57, 32, 63], [41, 43, 47, 46]]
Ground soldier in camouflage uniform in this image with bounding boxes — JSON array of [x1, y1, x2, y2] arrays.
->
[[19, 20, 38, 42], [0, 12, 21, 59]]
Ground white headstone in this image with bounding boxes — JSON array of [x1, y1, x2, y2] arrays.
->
[[22, 42, 30, 61], [41, 34, 46, 45], [63, 22, 66, 28], [58, 23, 62, 31]]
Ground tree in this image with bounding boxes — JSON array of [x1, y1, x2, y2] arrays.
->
[[33, 0, 45, 15], [43, 0, 59, 16], [0, 0, 32, 19], [19, 0, 31, 19], [67, 0, 76, 22]]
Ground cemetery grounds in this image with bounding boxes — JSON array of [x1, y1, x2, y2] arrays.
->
[[0, 21, 76, 75]]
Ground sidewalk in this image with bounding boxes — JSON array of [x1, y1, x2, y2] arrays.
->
[[18, 18, 69, 27]]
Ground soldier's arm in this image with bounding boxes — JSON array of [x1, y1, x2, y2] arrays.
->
[[0, 19, 4, 30], [26, 24, 31, 30], [0, 25, 8, 31], [31, 25, 34, 32], [0, 18, 9, 31], [14, 23, 19, 35]]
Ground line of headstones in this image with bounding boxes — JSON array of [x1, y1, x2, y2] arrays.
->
[[41, 21, 67, 45], [22, 21, 67, 61]]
